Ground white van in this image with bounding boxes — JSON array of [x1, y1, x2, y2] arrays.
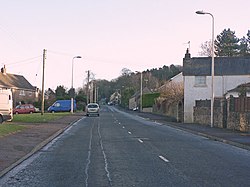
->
[[0, 88, 13, 123]]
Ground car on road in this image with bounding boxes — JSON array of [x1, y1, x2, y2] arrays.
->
[[86, 103, 100, 116], [13, 104, 36, 114]]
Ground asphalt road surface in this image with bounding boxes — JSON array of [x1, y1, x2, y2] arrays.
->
[[1, 106, 250, 187]]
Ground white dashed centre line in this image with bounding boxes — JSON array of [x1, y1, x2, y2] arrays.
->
[[138, 139, 143, 143], [159, 155, 169, 163]]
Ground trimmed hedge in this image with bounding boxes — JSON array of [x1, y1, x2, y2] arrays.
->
[[142, 93, 160, 108]]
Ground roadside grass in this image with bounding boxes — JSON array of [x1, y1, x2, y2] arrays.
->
[[0, 112, 71, 137], [0, 124, 26, 137], [12, 112, 71, 123]]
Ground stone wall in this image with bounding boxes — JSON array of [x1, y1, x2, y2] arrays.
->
[[193, 97, 250, 132], [193, 99, 224, 127], [153, 100, 183, 122], [227, 112, 250, 132]]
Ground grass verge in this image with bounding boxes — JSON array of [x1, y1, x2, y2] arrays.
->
[[0, 124, 26, 137], [12, 112, 71, 123]]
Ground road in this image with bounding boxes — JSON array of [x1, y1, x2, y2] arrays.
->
[[1, 106, 250, 187]]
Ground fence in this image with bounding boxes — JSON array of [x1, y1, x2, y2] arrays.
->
[[233, 97, 250, 112]]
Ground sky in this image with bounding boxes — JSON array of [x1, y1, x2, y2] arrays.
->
[[0, 0, 249, 90]]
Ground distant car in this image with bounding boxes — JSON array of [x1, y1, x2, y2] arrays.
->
[[13, 104, 36, 114], [86, 103, 100, 116]]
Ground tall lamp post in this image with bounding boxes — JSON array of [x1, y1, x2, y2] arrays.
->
[[71, 56, 82, 114], [136, 71, 143, 112], [196, 10, 214, 127]]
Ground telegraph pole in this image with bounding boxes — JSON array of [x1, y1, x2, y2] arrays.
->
[[41, 49, 46, 115], [86, 70, 90, 104]]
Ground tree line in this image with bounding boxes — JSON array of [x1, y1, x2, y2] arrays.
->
[[199, 29, 250, 57], [35, 64, 182, 110]]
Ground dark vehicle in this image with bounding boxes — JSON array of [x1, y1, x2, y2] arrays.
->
[[86, 103, 100, 116], [13, 104, 36, 114]]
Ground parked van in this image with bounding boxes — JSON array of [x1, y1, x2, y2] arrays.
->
[[47, 100, 76, 113], [0, 88, 13, 123]]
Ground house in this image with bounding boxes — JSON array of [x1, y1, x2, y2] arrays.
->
[[158, 72, 183, 92], [183, 49, 250, 123], [0, 65, 38, 107], [110, 91, 121, 105], [224, 82, 250, 99], [156, 72, 184, 121]]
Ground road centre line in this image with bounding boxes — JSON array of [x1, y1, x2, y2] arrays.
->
[[159, 155, 169, 163], [138, 139, 143, 143]]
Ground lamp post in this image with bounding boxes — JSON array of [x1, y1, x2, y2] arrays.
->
[[136, 71, 143, 112], [196, 10, 214, 127], [71, 56, 82, 114]]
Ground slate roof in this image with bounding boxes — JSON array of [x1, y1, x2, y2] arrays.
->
[[183, 56, 250, 76], [0, 72, 36, 91], [131, 87, 153, 98], [227, 82, 250, 93]]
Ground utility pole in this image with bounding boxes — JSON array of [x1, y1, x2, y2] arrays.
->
[[41, 49, 46, 115], [86, 70, 90, 104]]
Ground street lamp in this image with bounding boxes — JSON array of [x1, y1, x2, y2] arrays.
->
[[71, 56, 82, 114], [196, 10, 214, 127], [136, 71, 143, 112]]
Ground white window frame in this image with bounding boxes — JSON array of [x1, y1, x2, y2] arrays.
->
[[194, 76, 207, 87], [19, 90, 25, 96]]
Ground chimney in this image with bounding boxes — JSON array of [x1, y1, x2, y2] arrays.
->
[[1, 65, 7, 75], [184, 48, 191, 59]]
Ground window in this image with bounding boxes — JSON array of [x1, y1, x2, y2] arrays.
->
[[194, 76, 206, 87], [19, 90, 25, 96]]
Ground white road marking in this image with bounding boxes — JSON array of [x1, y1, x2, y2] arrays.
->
[[159, 155, 169, 163], [138, 139, 143, 143], [98, 121, 112, 185]]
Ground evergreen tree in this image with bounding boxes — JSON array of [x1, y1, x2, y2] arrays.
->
[[215, 28, 239, 56], [55, 85, 69, 100], [238, 36, 249, 56]]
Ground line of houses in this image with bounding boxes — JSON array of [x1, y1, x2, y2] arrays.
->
[[2, 48, 250, 131], [111, 49, 250, 132]]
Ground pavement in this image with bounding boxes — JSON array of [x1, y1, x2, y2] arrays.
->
[[0, 110, 250, 178]]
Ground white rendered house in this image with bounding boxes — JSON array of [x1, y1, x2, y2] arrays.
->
[[183, 50, 250, 123]]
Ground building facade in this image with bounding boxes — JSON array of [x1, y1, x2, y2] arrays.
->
[[0, 66, 38, 107], [183, 50, 250, 123]]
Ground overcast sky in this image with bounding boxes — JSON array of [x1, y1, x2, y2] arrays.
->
[[0, 0, 249, 90]]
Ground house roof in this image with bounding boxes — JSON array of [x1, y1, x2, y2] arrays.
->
[[183, 56, 250, 76], [131, 87, 153, 98], [0, 70, 36, 91], [227, 82, 250, 93]]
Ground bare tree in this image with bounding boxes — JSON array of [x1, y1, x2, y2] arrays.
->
[[198, 40, 212, 57], [157, 82, 184, 104]]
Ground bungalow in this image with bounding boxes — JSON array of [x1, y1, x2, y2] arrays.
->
[[224, 82, 250, 99], [183, 49, 250, 123], [0, 65, 38, 106]]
